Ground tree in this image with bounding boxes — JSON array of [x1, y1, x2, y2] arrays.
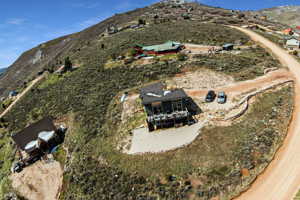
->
[[138, 19, 146, 25], [64, 57, 73, 72]]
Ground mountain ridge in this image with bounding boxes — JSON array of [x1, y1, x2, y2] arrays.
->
[[0, 1, 285, 98], [255, 5, 300, 27]]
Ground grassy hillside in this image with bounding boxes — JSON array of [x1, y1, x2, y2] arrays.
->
[[0, 1, 284, 98], [0, 17, 290, 200]]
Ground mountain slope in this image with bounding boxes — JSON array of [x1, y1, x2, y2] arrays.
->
[[0, 2, 291, 200], [0, 68, 6, 75], [255, 5, 300, 27], [0, 1, 284, 98]]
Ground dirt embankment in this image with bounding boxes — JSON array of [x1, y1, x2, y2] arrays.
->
[[10, 160, 63, 200]]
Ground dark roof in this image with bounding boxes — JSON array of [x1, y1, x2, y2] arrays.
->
[[140, 82, 188, 105], [12, 117, 56, 150], [223, 43, 234, 48]]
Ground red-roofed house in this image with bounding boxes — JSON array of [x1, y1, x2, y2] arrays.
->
[[282, 28, 294, 35]]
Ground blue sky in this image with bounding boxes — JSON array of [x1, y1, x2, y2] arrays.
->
[[0, 0, 299, 69]]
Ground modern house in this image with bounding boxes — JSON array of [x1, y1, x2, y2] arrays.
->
[[135, 41, 184, 55], [140, 82, 193, 131], [12, 117, 64, 157], [286, 38, 300, 50]]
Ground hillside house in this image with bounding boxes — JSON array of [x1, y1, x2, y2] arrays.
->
[[282, 28, 294, 35], [12, 117, 65, 158], [140, 82, 192, 131], [223, 43, 234, 51], [135, 41, 184, 55], [286, 38, 300, 50], [163, 0, 186, 5], [8, 90, 18, 98]]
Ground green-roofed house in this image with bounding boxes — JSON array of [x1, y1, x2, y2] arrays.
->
[[135, 41, 184, 55]]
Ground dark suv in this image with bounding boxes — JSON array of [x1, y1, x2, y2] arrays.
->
[[205, 90, 216, 102]]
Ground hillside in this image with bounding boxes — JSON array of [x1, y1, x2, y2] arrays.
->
[[0, 68, 6, 76], [255, 5, 300, 28], [0, 1, 285, 98], [0, 1, 295, 200]]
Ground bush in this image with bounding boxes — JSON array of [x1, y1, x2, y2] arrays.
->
[[177, 53, 187, 61]]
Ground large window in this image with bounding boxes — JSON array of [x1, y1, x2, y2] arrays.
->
[[172, 100, 183, 112], [152, 102, 163, 115]]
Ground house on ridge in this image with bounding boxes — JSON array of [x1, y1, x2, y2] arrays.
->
[[140, 82, 193, 131], [135, 41, 184, 56]]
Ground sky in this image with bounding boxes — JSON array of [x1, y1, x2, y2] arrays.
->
[[0, 0, 299, 69]]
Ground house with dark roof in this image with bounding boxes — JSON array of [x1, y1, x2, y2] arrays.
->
[[9, 90, 18, 98], [140, 82, 193, 131], [12, 117, 63, 156], [223, 43, 234, 51], [135, 41, 184, 55]]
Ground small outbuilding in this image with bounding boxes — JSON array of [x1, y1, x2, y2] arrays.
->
[[9, 91, 18, 98], [286, 38, 300, 50], [223, 43, 234, 51]]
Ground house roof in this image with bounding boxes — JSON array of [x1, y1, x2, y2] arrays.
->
[[140, 82, 188, 105], [283, 28, 293, 33], [142, 41, 182, 52], [286, 38, 300, 46], [12, 117, 56, 150], [223, 43, 234, 48]]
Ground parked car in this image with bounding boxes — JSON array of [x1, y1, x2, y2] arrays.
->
[[205, 90, 216, 102], [217, 92, 227, 104]]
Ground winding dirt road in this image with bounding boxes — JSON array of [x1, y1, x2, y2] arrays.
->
[[232, 27, 300, 200]]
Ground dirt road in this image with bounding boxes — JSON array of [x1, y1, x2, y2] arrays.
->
[[186, 69, 293, 97], [0, 74, 45, 118], [232, 27, 300, 200]]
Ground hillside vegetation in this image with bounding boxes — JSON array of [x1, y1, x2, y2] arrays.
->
[[0, 1, 284, 98], [255, 6, 300, 28], [0, 1, 293, 200], [0, 15, 290, 199]]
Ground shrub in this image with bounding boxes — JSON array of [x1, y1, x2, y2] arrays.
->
[[177, 53, 187, 61]]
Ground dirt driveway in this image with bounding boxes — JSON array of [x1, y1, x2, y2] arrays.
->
[[232, 27, 300, 200], [10, 160, 63, 200]]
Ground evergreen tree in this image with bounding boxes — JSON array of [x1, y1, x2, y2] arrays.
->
[[64, 57, 73, 72]]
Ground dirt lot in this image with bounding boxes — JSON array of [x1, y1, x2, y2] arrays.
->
[[10, 159, 63, 200], [167, 68, 235, 90]]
